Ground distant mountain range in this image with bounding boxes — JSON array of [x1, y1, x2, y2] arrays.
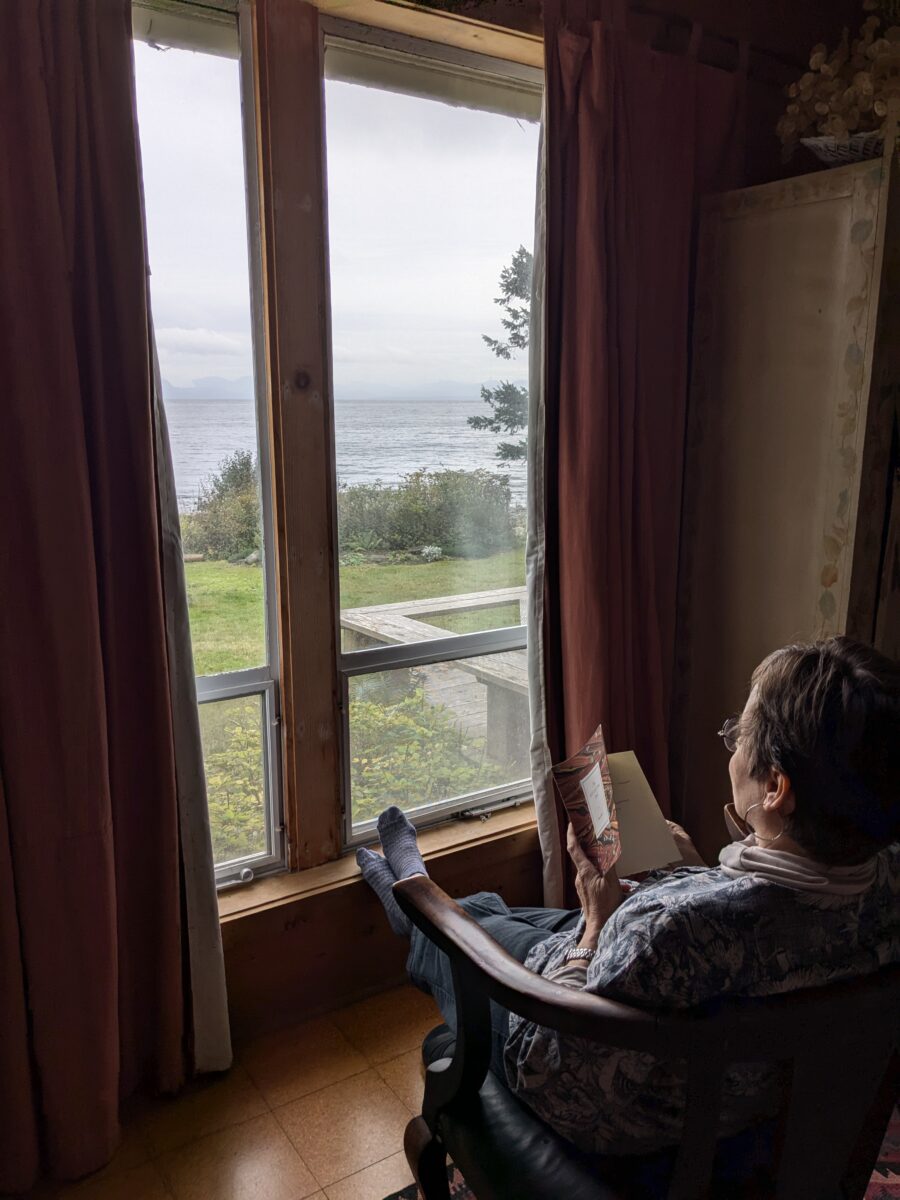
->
[[163, 376, 255, 401], [162, 375, 525, 403]]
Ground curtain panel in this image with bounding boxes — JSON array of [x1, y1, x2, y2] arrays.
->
[[531, 0, 746, 903], [0, 2, 229, 1190]]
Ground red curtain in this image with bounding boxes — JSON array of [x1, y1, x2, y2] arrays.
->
[[541, 1, 745, 893], [0, 3, 186, 1189]]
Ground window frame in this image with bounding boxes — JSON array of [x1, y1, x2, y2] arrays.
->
[[133, 0, 285, 884], [137, 0, 545, 878], [339, 630, 533, 846], [320, 20, 542, 844]]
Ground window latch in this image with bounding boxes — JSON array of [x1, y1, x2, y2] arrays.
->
[[217, 866, 255, 891]]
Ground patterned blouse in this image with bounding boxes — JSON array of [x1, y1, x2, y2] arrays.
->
[[504, 844, 900, 1154]]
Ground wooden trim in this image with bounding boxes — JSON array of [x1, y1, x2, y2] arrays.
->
[[222, 808, 543, 1039], [219, 801, 537, 919], [313, 0, 542, 67], [252, 0, 343, 869], [847, 136, 900, 644]]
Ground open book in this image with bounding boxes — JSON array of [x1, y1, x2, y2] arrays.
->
[[551, 724, 679, 877]]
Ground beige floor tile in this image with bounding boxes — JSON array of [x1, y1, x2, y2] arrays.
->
[[331, 986, 441, 1065], [275, 1070, 410, 1187], [53, 1162, 172, 1200], [375, 1050, 425, 1116], [139, 1066, 268, 1157], [240, 1018, 368, 1108], [157, 1112, 319, 1200], [323, 1151, 414, 1200]]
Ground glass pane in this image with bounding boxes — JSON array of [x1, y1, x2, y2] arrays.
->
[[348, 651, 530, 828], [199, 694, 269, 865], [134, 41, 267, 675], [325, 52, 539, 651]]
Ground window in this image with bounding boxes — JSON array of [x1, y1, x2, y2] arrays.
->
[[323, 31, 541, 838], [133, 4, 283, 882], [129, 3, 540, 880]]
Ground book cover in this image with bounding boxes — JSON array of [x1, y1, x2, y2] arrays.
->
[[551, 723, 621, 874]]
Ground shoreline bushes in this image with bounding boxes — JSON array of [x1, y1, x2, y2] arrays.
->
[[338, 469, 521, 559], [182, 449, 260, 562], [181, 457, 523, 565]]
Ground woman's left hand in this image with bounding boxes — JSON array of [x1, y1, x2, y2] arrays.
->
[[566, 825, 624, 940], [665, 820, 708, 866]]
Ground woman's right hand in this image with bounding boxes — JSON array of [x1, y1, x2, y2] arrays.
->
[[566, 825, 623, 942], [666, 820, 708, 867]]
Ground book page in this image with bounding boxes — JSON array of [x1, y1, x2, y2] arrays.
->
[[580, 762, 611, 837], [608, 751, 679, 877]]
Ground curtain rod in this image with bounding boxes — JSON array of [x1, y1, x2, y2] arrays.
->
[[628, 1, 805, 73]]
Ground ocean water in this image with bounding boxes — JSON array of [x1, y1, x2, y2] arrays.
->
[[165, 396, 527, 511]]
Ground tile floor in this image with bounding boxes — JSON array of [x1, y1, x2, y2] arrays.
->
[[24, 985, 442, 1200]]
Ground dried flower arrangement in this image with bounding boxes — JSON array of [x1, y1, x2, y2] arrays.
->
[[777, 0, 900, 162]]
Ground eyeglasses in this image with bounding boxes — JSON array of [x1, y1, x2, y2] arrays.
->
[[718, 716, 740, 754]]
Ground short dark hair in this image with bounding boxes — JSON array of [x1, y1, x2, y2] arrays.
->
[[741, 637, 900, 865]]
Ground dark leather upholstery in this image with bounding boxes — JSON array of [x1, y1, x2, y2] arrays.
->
[[422, 1026, 775, 1200], [423, 1027, 625, 1200]]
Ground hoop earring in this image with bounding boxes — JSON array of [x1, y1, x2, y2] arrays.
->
[[744, 802, 785, 847]]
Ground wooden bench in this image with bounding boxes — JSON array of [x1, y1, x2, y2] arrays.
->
[[341, 590, 528, 761]]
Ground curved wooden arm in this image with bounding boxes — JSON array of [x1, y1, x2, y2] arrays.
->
[[393, 874, 715, 1058]]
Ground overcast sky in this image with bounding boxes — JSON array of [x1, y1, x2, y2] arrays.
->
[[133, 40, 539, 400]]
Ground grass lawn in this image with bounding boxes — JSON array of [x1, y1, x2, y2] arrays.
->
[[185, 561, 266, 676], [340, 549, 524, 609], [185, 549, 525, 677]]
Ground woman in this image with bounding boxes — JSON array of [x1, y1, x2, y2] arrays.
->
[[357, 636, 899, 1154]]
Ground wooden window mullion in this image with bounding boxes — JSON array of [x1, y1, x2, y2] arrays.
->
[[251, 0, 343, 869]]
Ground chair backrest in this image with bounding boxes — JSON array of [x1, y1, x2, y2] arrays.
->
[[394, 875, 900, 1200]]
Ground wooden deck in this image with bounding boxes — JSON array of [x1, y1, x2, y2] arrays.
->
[[340, 587, 527, 695], [341, 587, 528, 760]]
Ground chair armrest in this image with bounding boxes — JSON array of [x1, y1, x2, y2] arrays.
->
[[393, 875, 712, 1058]]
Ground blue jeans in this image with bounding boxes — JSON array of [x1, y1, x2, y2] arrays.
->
[[406, 890, 580, 1076]]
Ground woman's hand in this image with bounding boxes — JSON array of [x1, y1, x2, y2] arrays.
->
[[566, 825, 624, 948], [665, 820, 708, 867]]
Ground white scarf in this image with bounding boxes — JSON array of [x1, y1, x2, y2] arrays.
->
[[718, 837, 877, 895]]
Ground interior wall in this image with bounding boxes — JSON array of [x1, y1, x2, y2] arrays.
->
[[223, 822, 542, 1041], [623, 0, 859, 63]]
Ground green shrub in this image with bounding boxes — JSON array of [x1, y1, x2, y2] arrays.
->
[[349, 682, 509, 822], [199, 696, 267, 863], [198, 681, 512, 855], [338, 469, 519, 559], [182, 450, 261, 562]]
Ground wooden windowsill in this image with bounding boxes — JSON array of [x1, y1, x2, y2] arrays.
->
[[218, 800, 538, 922], [313, 0, 543, 67]]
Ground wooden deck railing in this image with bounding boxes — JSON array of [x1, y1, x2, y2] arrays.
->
[[340, 587, 528, 760]]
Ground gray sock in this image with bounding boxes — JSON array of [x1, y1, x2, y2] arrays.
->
[[377, 806, 428, 880], [356, 848, 411, 937]]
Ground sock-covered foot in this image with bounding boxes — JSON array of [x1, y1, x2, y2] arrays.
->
[[356, 848, 411, 937], [377, 806, 428, 880]]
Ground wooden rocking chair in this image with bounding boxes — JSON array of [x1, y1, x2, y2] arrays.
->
[[394, 874, 900, 1200]]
